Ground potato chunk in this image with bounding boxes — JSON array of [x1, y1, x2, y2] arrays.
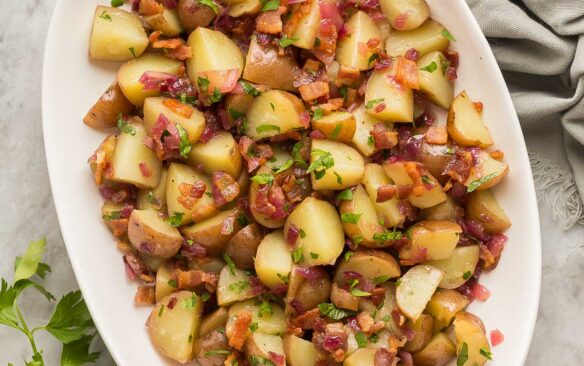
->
[[385, 19, 450, 57], [400, 220, 462, 262], [380, 0, 430, 31], [143, 8, 183, 37], [89, 6, 149, 61], [187, 131, 242, 178], [216, 266, 257, 306], [83, 82, 134, 130], [143, 97, 206, 145], [137, 168, 168, 211], [365, 66, 414, 123], [464, 151, 509, 191], [425, 245, 480, 289], [245, 90, 306, 141], [383, 161, 447, 209], [447, 91, 494, 148], [117, 54, 183, 106], [166, 163, 216, 226], [310, 139, 365, 190], [311, 112, 356, 143], [288, 0, 320, 49], [417, 51, 454, 109], [284, 197, 345, 266], [338, 185, 384, 247], [255, 231, 293, 289], [425, 289, 470, 333], [226, 300, 287, 336], [243, 39, 298, 91], [361, 163, 406, 228], [147, 291, 202, 363], [453, 312, 491, 366], [351, 105, 386, 157], [110, 122, 162, 189], [336, 11, 381, 70], [128, 209, 184, 258], [181, 207, 243, 256], [412, 332, 456, 366], [245, 332, 285, 364], [466, 189, 511, 233], [284, 335, 318, 366], [396, 265, 444, 321], [334, 250, 400, 285]]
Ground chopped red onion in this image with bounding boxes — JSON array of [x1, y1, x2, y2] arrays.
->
[[397, 351, 413, 366], [139, 71, 178, 92], [490, 329, 505, 346]]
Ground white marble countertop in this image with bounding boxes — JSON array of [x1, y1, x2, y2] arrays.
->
[[1, 1, 583, 365]]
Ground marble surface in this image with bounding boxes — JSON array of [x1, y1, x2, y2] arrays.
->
[[1, 1, 583, 365]]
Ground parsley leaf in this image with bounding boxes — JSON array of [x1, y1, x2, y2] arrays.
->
[[279, 35, 299, 48], [98, 11, 112, 21], [291, 247, 304, 264], [260, 0, 280, 12], [273, 159, 293, 175], [365, 98, 384, 110], [14, 239, 46, 283], [330, 123, 342, 139], [310, 252, 319, 259], [229, 281, 249, 294], [102, 211, 121, 221], [457, 342, 469, 366], [209, 87, 223, 103], [197, 76, 210, 91], [312, 107, 324, 121], [292, 140, 308, 168], [256, 124, 281, 134], [199, 0, 219, 14], [166, 212, 184, 227], [60, 334, 100, 366], [466, 172, 498, 192], [205, 350, 232, 356], [344, 251, 353, 262], [117, 114, 135, 135], [250, 355, 276, 366], [176, 124, 192, 158], [317, 303, 356, 320], [367, 135, 375, 147], [251, 173, 275, 185], [222, 253, 236, 275], [44, 291, 95, 344], [337, 189, 353, 201], [373, 229, 402, 242], [341, 213, 361, 224], [350, 288, 371, 297], [307, 149, 334, 180], [355, 332, 368, 348], [420, 61, 437, 73], [442, 28, 456, 41], [181, 293, 198, 310], [258, 300, 273, 317], [128, 47, 136, 58], [241, 81, 261, 96], [277, 273, 290, 284], [111, 0, 124, 6], [463, 271, 472, 280], [373, 275, 390, 285], [479, 347, 493, 360]]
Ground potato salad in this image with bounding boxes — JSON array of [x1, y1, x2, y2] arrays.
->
[[85, 0, 510, 364]]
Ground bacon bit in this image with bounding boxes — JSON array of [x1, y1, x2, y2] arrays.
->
[[282, 175, 304, 203], [490, 329, 505, 346], [314, 19, 338, 64], [268, 352, 285, 366], [181, 242, 207, 260], [425, 126, 448, 144], [177, 181, 206, 210], [149, 31, 162, 43], [153, 38, 183, 49], [445, 50, 459, 68], [481, 233, 507, 270], [393, 12, 409, 30], [224, 353, 239, 366], [117, 240, 133, 254], [168, 44, 193, 61], [269, 131, 302, 142], [357, 42, 373, 57], [446, 66, 457, 82], [124, 252, 154, 283], [376, 185, 396, 202], [229, 310, 252, 350], [370, 123, 398, 149], [357, 311, 375, 333], [162, 98, 194, 118], [374, 348, 395, 366], [396, 57, 420, 90], [335, 65, 361, 86], [106, 218, 129, 238], [304, 59, 322, 74], [317, 98, 344, 114], [322, 323, 349, 353], [256, 9, 284, 34], [167, 296, 177, 309], [138, 162, 152, 178], [443, 179, 453, 192], [338, 23, 352, 39], [284, 2, 312, 37], [150, 113, 181, 160], [292, 308, 324, 330], [405, 48, 420, 62], [238, 136, 274, 172], [212, 171, 240, 206], [298, 81, 330, 102], [174, 269, 219, 292], [139, 0, 163, 15], [444, 150, 474, 183], [88, 135, 116, 185], [470, 282, 491, 302], [197, 69, 240, 94], [343, 88, 357, 108], [490, 150, 504, 160], [135, 285, 155, 305], [473, 101, 484, 113]]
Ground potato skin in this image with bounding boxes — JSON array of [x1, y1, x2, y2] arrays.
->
[[243, 39, 298, 92], [83, 82, 133, 130], [447, 91, 494, 148], [224, 223, 263, 270], [412, 332, 456, 366], [466, 190, 511, 233], [424, 289, 469, 333], [404, 314, 434, 352], [333, 250, 401, 285], [181, 208, 243, 256], [128, 210, 184, 258], [177, 0, 216, 32]]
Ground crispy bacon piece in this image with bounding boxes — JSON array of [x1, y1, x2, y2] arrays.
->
[[174, 269, 219, 292], [88, 135, 116, 185], [292, 308, 325, 330], [153, 38, 183, 49], [139, 0, 164, 15], [149, 31, 162, 43], [490, 150, 504, 160], [357, 311, 384, 333], [105, 218, 129, 238], [150, 114, 181, 160], [304, 59, 322, 74], [395, 57, 420, 90], [117, 240, 133, 254], [282, 174, 303, 203], [377, 185, 397, 202], [337, 65, 360, 87], [313, 18, 338, 64], [370, 123, 398, 149], [425, 126, 448, 144], [256, 8, 284, 34], [135, 285, 155, 305], [229, 310, 252, 350], [124, 252, 154, 283], [177, 181, 207, 210], [168, 44, 193, 61], [317, 98, 344, 113], [212, 171, 240, 206], [299, 81, 330, 102], [321, 323, 349, 355]]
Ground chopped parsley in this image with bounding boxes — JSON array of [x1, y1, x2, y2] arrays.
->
[[279, 35, 299, 48], [337, 189, 353, 201], [249, 322, 259, 332], [166, 212, 184, 227], [258, 300, 273, 317], [201, 291, 211, 302], [229, 108, 245, 121], [237, 213, 249, 227], [277, 272, 290, 284], [442, 28, 456, 41], [117, 113, 135, 135], [352, 235, 363, 246], [466, 172, 498, 192], [330, 123, 343, 139], [205, 350, 231, 357], [420, 61, 438, 73], [339, 86, 348, 100], [344, 251, 353, 262], [291, 140, 308, 168], [350, 288, 371, 297], [299, 228, 306, 239], [128, 47, 136, 58], [199, 0, 219, 14], [463, 271, 472, 280], [310, 252, 319, 259], [146, 191, 156, 204], [158, 304, 165, 317], [457, 343, 469, 366], [251, 173, 274, 185], [181, 293, 198, 310], [167, 279, 178, 288], [341, 213, 362, 224], [365, 98, 384, 110], [260, 0, 280, 12], [307, 149, 334, 180], [250, 355, 276, 366], [111, 0, 124, 7], [369, 333, 379, 343], [367, 135, 375, 147], [334, 172, 343, 185], [270, 102, 275, 111], [273, 159, 293, 174], [176, 124, 192, 158], [98, 11, 112, 21], [421, 175, 432, 184], [373, 275, 390, 285], [479, 347, 493, 360], [241, 81, 261, 96], [312, 107, 324, 121], [256, 124, 281, 134], [373, 229, 402, 242], [355, 332, 368, 348], [228, 281, 249, 294], [368, 53, 380, 66], [291, 247, 304, 263], [209, 87, 223, 103], [317, 303, 357, 320], [222, 253, 236, 275], [197, 76, 210, 91], [102, 211, 121, 221]]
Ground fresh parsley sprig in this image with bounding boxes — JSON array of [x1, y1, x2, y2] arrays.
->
[[1, 238, 100, 366]]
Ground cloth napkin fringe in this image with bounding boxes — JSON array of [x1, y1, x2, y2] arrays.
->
[[530, 152, 584, 229]]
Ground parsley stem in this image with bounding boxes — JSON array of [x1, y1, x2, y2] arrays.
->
[[15, 305, 43, 362]]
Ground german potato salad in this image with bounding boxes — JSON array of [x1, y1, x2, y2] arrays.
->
[[85, 0, 510, 364]]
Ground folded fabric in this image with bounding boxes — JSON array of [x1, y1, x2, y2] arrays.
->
[[466, 0, 584, 227]]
